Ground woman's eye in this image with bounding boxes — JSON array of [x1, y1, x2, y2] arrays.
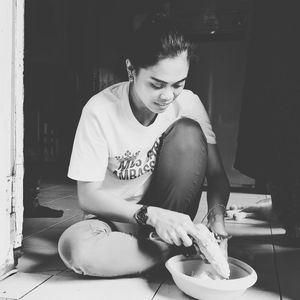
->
[[151, 84, 164, 89], [150, 82, 184, 90], [173, 83, 184, 89]]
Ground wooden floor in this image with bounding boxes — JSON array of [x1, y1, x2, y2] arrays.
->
[[1, 182, 300, 300]]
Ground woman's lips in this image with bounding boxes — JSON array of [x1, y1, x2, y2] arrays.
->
[[155, 101, 172, 107]]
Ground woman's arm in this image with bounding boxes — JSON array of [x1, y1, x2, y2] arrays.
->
[[77, 181, 199, 247], [77, 181, 143, 224], [206, 144, 230, 235]]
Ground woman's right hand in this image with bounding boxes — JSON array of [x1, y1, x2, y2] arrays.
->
[[146, 206, 198, 247]]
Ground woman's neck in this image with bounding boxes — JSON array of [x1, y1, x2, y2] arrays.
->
[[129, 84, 157, 126]]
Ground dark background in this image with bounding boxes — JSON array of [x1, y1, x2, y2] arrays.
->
[[25, 0, 296, 192]]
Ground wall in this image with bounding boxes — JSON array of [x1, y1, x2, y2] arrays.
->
[[0, 0, 15, 276], [191, 40, 254, 187], [0, 0, 24, 277], [24, 0, 254, 188]]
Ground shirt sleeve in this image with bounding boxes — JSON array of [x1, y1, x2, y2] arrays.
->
[[178, 91, 217, 144], [68, 102, 109, 181]]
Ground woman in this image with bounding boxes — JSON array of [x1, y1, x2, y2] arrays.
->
[[58, 13, 230, 277]]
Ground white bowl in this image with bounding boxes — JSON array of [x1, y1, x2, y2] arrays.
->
[[165, 255, 257, 300]]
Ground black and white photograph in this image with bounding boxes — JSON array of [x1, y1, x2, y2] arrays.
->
[[0, 0, 300, 299]]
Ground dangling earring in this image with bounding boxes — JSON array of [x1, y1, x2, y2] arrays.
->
[[128, 71, 134, 82]]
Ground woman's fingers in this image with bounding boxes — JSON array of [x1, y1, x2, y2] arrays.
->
[[157, 228, 194, 247], [175, 227, 193, 247], [170, 221, 199, 247], [149, 208, 201, 247], [169, 231, 182, 246]]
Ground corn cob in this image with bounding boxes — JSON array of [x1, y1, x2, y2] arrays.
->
[[193, 223, 230, 279]]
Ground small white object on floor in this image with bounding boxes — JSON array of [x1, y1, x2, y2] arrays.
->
[[225, 210, 237, 219], [233, 211, 247, 221]]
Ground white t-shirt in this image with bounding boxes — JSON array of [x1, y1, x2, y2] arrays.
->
[[68, 81, 216, 203]]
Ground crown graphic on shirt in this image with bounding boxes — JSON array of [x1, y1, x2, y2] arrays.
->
[[115, 150, 140, 163]]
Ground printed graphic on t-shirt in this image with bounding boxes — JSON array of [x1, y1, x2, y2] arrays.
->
[[113, 138, 160, 180]]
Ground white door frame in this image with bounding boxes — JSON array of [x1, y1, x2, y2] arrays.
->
[[0, 0, 24, 279]]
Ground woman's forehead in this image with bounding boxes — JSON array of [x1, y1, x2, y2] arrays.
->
[[140, 52, 189, 82]]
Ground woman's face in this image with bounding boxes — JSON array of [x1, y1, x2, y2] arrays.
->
[[130, 51, 189, 114]]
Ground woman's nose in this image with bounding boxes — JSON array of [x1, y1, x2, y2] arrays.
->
[[160, 87, 174, 101]]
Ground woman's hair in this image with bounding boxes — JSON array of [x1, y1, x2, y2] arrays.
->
[[127, 13, 194, 71]]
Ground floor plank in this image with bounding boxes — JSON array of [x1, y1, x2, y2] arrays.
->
[[271, 224, 300, 300], [152, 278, 193, 299], [154, 280, 280, 300], [18, 215, 82, 274], [226, 195, 281, 300], [0, 272, 51, 300], [38, 185, 77, 205], [21, 270, 161, 300], [228, 225, 280, 299], [14, 184, 284, 300], [23, 194, 82, 239]]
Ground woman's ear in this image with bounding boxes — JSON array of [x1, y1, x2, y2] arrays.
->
[[125, 59, 134, 71], [126, 59, 135, 82]]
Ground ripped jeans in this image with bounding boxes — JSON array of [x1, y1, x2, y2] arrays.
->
[[58, 118, 208, 277]]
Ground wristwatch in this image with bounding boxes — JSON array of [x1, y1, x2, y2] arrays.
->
[[134, 205, 149, 226]]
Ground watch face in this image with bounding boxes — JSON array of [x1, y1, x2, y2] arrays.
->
[[135, 206, 148, 225]]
